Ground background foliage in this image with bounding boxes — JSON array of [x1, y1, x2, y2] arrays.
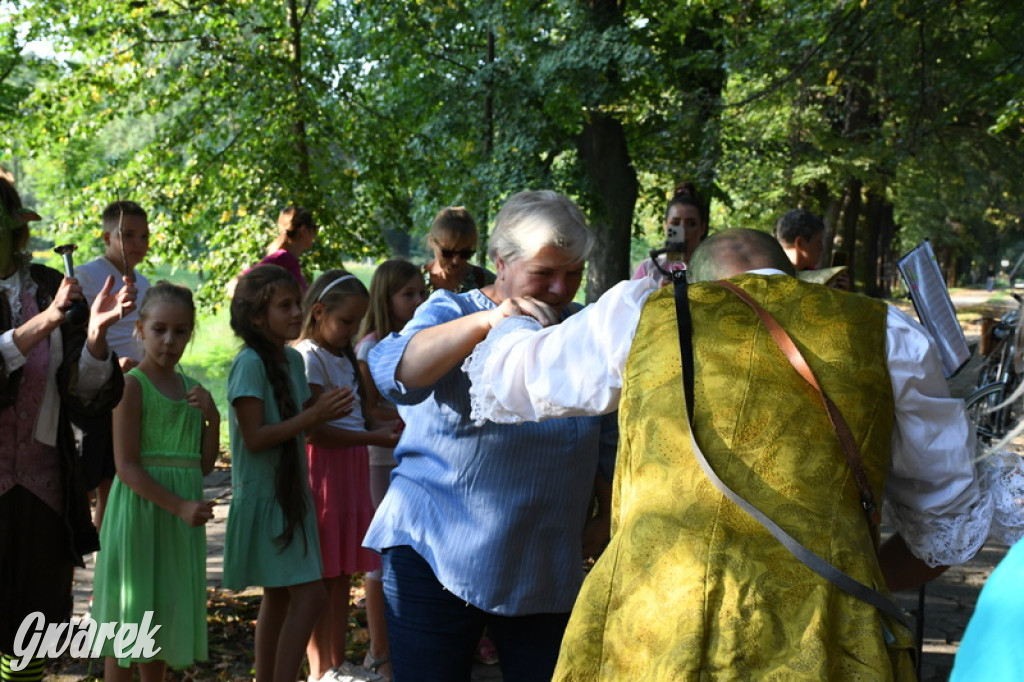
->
[[2, 0, 1023, 303]]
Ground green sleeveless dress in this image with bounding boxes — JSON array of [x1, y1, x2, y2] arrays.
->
[[92, 368, 208, 668]]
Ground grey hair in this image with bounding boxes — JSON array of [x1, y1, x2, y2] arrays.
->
[[688, 228, 796, 282], [487, 190, 595, 265]]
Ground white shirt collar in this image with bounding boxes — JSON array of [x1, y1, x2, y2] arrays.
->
[[746, 268, 790, 276]]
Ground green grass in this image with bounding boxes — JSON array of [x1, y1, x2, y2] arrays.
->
[[182, 306, 235, 449]]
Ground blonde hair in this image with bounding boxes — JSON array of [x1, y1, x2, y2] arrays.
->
[[359, 259, 422, 341], [428, 206, 478, 245]]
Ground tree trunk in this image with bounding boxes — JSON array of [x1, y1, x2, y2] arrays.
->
[[861, 189, 885, 298], [809, 180, 842, 266], [877, 199, 897, 298], [838, 177, 863, 290], [287, 0, 312, 201], [577, 111, 638, 302]]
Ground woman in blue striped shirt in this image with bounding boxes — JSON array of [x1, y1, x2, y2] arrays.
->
[[365, 190, 616, 682]]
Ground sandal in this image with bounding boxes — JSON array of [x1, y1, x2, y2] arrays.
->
[[362, 652, 392, 682]]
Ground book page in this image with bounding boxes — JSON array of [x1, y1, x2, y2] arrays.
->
[[897, 241, 971, 378]]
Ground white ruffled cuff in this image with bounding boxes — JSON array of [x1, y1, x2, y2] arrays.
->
[[981, 450, 1024, 547], [464, 315, 543, 427], [884, 473, 994, 567]]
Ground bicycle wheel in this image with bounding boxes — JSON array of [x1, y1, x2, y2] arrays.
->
[[965, 382, 1009, 442]]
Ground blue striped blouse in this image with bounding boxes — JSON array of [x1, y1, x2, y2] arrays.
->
[[364, 288, 617, 615]]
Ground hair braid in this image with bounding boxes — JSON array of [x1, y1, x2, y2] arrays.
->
[[231, 265, 308, 552]]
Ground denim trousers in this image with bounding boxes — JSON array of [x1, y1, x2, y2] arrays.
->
[[381, 545, 571, 682]]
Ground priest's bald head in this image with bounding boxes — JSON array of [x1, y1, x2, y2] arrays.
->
[[688, 228, 796, 283]]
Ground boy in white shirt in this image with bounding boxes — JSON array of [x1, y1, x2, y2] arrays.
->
[[74, 201, 151, 530]]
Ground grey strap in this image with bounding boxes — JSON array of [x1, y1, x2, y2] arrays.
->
[[671, 276, 909, 629], [687, 428, 909, 627]]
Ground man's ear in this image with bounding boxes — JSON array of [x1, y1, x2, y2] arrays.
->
[[101, 230, 113, 248]]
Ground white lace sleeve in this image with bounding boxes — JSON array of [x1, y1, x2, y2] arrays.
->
[[884, 306, 994, 565], [982, 449, 1024, 546], [465, 278, 657, 426], [883, 477, 993, 566], [465, 316, 546, 425]]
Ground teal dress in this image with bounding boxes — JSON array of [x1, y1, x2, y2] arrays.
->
[[92, 368, 207, 668], [223, 347, 322, 589]]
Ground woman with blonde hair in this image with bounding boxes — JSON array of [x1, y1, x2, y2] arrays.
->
[[421, 206, 495, 294]]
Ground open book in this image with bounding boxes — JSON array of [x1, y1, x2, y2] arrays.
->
[[897, 241, 970, 378]]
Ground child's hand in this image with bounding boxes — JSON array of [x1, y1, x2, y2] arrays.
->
[[177, 499, 215, 527], [187, 384, 221, 424], [312, 386, 355, 423], [369, 424, 401, 448]]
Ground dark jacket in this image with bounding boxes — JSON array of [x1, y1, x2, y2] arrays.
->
[[0, 263, 123, 565]]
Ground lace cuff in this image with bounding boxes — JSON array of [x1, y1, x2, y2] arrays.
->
[[982, 450, 1024, 547], [464, 315, 543, 427], [884, 475, 994, 567]]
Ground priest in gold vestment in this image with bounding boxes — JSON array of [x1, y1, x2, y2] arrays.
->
[[465, 229, 991, 680]]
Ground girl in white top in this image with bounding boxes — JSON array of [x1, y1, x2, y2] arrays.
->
[[295, 270, 399, 682]]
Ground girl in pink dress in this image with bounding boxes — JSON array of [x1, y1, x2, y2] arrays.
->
[[295, 270, 400, 682]]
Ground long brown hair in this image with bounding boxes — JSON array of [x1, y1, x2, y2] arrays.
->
[[358, 259, 422, 342], [230, 265, 308, 552]]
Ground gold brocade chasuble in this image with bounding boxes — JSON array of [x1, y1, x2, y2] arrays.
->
[[554, 275, 916, 681]]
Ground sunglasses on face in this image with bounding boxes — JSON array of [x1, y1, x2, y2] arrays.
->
[[440, 248, 475, 259]]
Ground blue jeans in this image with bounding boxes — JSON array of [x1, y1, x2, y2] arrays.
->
[[381, 546, 571, 682]]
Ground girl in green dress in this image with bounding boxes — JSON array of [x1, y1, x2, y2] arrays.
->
[[223, 265, 354, 682], [93, 282, 220, 682]]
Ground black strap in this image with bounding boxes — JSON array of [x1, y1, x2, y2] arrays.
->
[[670, 275, 909, 629], [671, 269, 694, 425]]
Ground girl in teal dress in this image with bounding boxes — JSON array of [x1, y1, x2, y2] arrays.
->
[[223, 265, 355, 682], [92, 282, 220, 682]]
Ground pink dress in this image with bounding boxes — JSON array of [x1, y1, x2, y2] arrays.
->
[[295, 339, 378, 577]]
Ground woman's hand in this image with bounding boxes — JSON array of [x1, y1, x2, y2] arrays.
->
[[90, 275, 137, 331], [491, 296, 562, 328], [177, 499, 216, 527]]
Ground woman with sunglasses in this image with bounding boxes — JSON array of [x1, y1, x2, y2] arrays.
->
[[422, 206, 495, 294]]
